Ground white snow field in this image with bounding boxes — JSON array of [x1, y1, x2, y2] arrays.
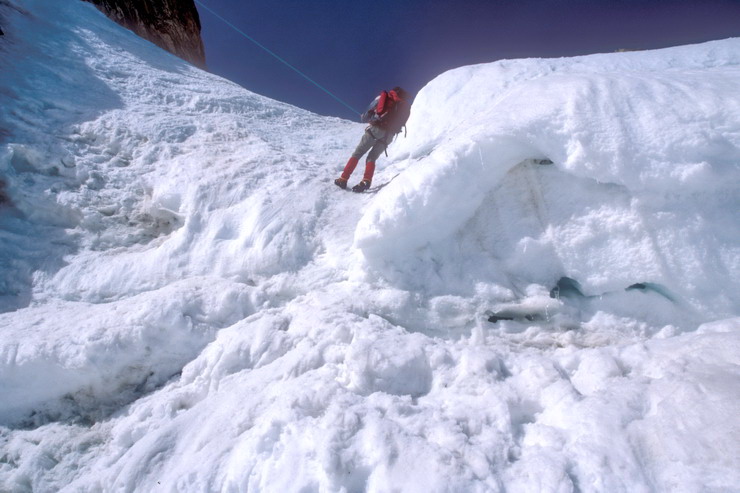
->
[[1, 0, 739, 491]]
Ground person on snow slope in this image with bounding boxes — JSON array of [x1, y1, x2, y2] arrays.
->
[[335, 86, 411, 192]]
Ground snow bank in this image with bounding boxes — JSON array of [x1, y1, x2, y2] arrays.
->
[[0, 278, 260, 426], [0, 0, 358, 309], [358, 40, 740, 322], [0, 0, 354, 425]]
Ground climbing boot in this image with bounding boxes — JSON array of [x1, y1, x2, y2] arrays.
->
[[334, 177, 348, 189], [352, 179, 371, 193]]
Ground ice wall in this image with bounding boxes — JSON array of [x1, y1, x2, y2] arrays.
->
[[357, 40, 740, 319]]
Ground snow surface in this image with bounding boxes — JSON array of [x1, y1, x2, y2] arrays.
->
[[1, 0, 739, 491]]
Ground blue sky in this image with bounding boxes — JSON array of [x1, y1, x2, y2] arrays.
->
[[197, 0, 740, 119]]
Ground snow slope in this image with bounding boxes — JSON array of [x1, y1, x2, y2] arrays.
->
[[1, 0, 739, 491]]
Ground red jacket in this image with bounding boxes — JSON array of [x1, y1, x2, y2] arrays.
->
[[375, 89, 403, 116]]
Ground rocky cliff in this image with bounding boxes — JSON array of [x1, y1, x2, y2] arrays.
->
[[84, 0, 206, 68]]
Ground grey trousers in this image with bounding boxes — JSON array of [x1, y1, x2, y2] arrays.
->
[[351, 126, 390, 162]]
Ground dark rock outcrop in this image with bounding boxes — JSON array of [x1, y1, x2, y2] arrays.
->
[[84, 0, 206, 68]]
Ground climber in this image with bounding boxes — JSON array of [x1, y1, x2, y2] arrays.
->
[[334, 86, 411, 193]]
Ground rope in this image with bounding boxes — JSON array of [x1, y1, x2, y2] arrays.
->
[[194, 0, 361, 118]]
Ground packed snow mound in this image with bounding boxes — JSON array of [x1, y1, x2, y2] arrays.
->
[[0, 0, 355, 425], [1, 1, 740, 492], [358, 39, 740, 321]]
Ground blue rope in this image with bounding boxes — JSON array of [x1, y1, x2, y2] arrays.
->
[[194, 0, 361, 118]]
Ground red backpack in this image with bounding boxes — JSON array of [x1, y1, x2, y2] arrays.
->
[[361, 88, 411, 136]]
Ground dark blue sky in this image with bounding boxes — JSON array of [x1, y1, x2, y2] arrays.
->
[[196, 0, 740, 119]]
